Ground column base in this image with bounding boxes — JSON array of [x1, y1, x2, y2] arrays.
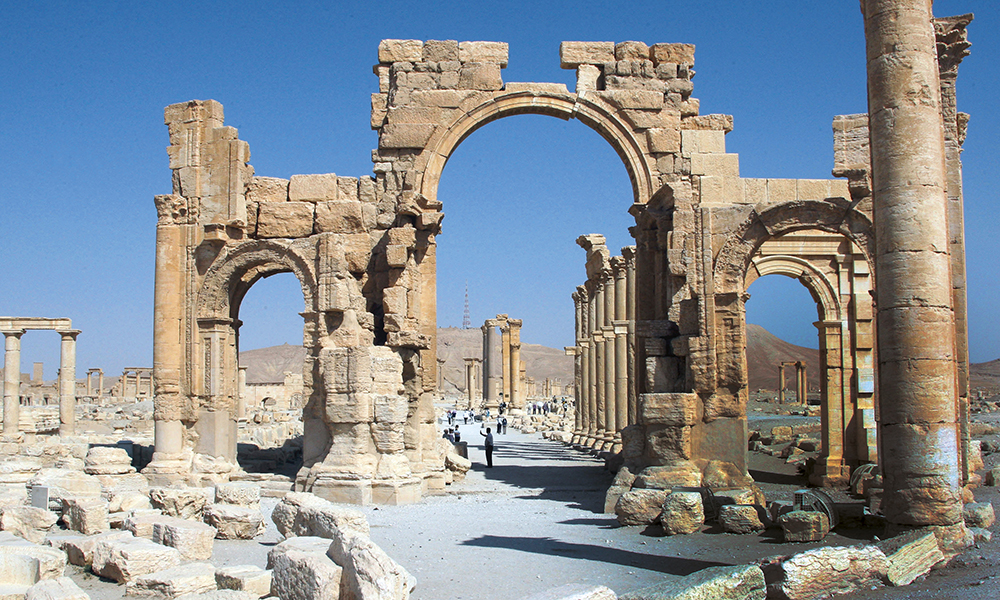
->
[[809, 457, 852, 487]]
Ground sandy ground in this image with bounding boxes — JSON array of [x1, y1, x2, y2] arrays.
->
[[69, 417, 1000, 599]]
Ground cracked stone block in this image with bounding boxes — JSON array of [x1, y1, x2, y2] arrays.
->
[[152, 518, 216, 561], [25, 577, 90, 600], [91, 537, 181, 583], [202, 505, 265, 540], [214, 565, 271, 599], [126, 562, 216, 599]]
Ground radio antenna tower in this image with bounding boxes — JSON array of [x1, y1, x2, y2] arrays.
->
[[462, 281, 471, 329]]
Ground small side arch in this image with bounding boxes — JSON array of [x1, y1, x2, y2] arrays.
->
[[748, 255, 842, 322]]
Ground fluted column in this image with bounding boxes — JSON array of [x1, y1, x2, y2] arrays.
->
[[863, 0, 965, 541], [3, 330, 24, 435], [58, 330, 80, 436]]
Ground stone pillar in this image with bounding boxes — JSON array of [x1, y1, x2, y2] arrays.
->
[[237, 366, 247, 420], [624, 246, 637, 426], [602, 270, 616, 450], [797, 362, 807, 406], [58, 330, 80, 436], [98, 370, 104, 398], [571, 289, 584, 443], [612, 256, 628, 438], [778, 364, 786, 404], [593, 280, 606, 449], [863, 0, 965, 542], [812, 321, 849, 486], [2, 330, 24, 435], [509, 319, 523, 409], [482, 322, 500, 410], [586, 286, 598, 446], [86, 371, 93, 397], [436, 358, 446, 393], [500, 320, 511, 406]]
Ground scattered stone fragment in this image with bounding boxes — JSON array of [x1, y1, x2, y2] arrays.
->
[[175, 592, 254, 600], [62, 498, 110, 535], [660, 491, 703, 536], [91, 537, 181, 583], [444, 453, 471, 477], [149, 487, 210, 520], [969, 527, 992, 543], [877, 530, 945, 587], [0, 532, 67, 581], [604, 467, 636, 515], [519, 584, 617, 600], [619, 564, 765, 600], [763, 546, 888, 600], [152, 518, 216, 561], [203, 504, 265, 540], [84, 447, 135, 476], [214, 483, 260, 508], [269, 549, 341, 600], [126, 562, 216, 598], [271, 492, 370, 539], [778, 511, 829, 543], [615, 489, 668, 527], [47, 531, 133, 567], [25, 577, 89, 600], [718, 505, 765, 535], [0, 506, 59, 544], [123, 511, 168, 539], [985, 466, 1000, 487], [215, 565, 271, 599], [327, 528, 416, 600], [963, 502, 995, 529], [267, 537, 334, 569]]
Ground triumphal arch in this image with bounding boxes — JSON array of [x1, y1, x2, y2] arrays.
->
[[149, 7, 974, 547]]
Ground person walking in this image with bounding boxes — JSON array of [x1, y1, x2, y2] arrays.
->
[[501, 416, 508, 434], [480, 427, 494, 468]]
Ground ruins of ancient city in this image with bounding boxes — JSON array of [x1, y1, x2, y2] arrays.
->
[[2, 2, 999, 600]]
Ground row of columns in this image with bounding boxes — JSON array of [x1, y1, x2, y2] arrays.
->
[[2, 328, 80, 436], [569, 239, 636, 454], [777, 361, 807, 405], [480, 315, 525, 411]]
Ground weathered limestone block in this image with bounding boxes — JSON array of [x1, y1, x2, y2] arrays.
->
[[84, 447, 135, 476], [963, 502, 995, 529], [202, 504, 265, 540], [378, 40, 423, 63], [152, 518, 216, 560], [256, 202, 314, 239], [269, 549, 341, 600], [650, 43, 695, 65], [519, 584, 616, 600], [27, 469, 102, 511], [0, 532, 67, 582], [379, 124, 437, 150], [267, 537, 334, 568], [215, 565, 271, 599], [634, 463, 702, 489], [604, 467, 636, 515], [91, 537, 181, 583], [175, 591, 254, 600], [877, 531, 945, 587], [615, 489, 668, 526], [48, 531, 133, 567], [986, 466, 1000, 487], [560, 42, 615, 68], [615, 41, 649, 61], [315, 202, 366, 234], [60, 500, 108, 538], [126, 562, 216, 598], [660, 491, 704, 536], [701, 461, 754, 489], [458, 41, 508, 66], [271, 492, 370, 539], [763, 546, 888, 600], [25, 577, 89, 600], [246, 177, 288, 204], [619, 564, 764, 600], [289, 174, 338, 202], [719, 505, 765, 535], [444, 453, 470, 475], [327, 528, 416, 600], [123, 511, 168, 539], [214, 483, 260, 509], [149, 487, 210, 520], [109, 492, 152, 514], [1, 506, 58, 544], [778, 511, 829, 543]]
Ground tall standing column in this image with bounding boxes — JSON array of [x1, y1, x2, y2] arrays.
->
[[593, 281, 606, 450], [86, 371, 94, 397], [571, 289, 584, 443], [500, 321, 511, 407], [624, 246, 637, 426], [58, 330, 80, 436], [602, 269, 616, 450], [97, 370, 104, 399], [778, 365, 786, 404], [612, 257, 628, 443], [863, 0, 965, 543], [482, 322, 500, 410], [587, 285, 599, 446], [2, 330, 24, 435], [509, 319, 523, 409], [237, 366, 248, 420]]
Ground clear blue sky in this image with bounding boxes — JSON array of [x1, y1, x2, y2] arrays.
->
[[1, 1, 997, 379]]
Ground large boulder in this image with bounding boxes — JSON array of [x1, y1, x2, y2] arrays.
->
[[718, 505, 765, 535], [877, 530, 945, 587], [660, 491, 703, 536], [1, 506, 59, 544], [327, 529, 416, 600], [619, 564, 765, 600], [963, 502, 995, 529], [152, 518, 217, 561], [762, 546, 888, 600], [126, 562, 216, 598], [203, 504, 265, 540], [271, 492, 370, 539], [778, 511, 829, 543], [62, 498, 110, 535], [615, 490, 668, 527], [604, 467, 636, 515], [91, 537, 181, 583]]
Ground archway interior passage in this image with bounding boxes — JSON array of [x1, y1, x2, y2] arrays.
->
[[436, 114, 635, 347]]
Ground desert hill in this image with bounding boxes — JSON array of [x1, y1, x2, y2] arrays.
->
[[239, 324, 829, 393]]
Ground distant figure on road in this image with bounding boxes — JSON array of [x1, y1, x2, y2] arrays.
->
[[480, 427, 494, 467], [501, 417, 508, 434], [454, 429, 461, 443]]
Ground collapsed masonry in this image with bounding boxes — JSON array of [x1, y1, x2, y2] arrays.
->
[[148, 10, 974, 546]]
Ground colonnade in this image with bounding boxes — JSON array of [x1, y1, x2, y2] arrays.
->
[[778, 361, 807, 405], [481, 315, 525, 411], [462, 357, 481, 409], [0, 318, 79, 436], [569, 236, 635, 454]]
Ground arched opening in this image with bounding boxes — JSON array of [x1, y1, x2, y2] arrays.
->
[[434, 111, 636, 484], [232, 271, 307, 477]]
